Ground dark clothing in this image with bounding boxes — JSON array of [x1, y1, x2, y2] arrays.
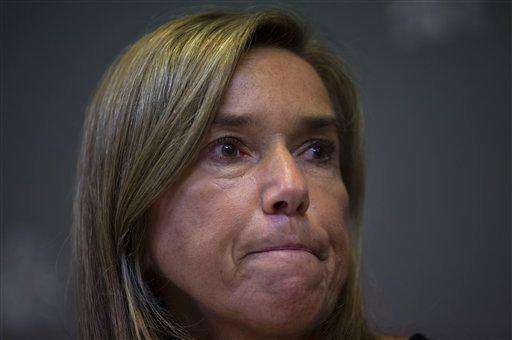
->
[[410, 334, 430, 340]]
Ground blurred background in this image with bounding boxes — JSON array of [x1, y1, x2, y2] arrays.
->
[[2, 2, 510, 339]]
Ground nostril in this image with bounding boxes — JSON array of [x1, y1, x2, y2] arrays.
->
[[273, 201, 287, 211]]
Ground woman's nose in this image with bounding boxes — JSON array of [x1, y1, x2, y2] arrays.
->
[[261, 145, 310, 216]]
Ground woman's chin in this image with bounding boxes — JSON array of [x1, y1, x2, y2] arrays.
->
[[212, 284, 334, 337], [207, 257, 341, 336], [220, 307, 326, 339]]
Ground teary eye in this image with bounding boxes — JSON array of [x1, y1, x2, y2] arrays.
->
[[302, 139, 336, 165], [208, 136, 249, 163], [205, 136, 336, 167]]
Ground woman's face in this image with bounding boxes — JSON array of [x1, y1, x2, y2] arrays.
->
[[149, 47, 350, 339]]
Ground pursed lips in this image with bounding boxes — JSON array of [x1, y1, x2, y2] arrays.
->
[[244, 243, 320, 259]]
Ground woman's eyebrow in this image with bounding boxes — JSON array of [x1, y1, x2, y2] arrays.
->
[[212, 113, 340, 132]]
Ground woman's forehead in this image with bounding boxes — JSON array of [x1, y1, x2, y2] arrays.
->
[[217, 47, 336, 134], [224, 48, 331, 99]]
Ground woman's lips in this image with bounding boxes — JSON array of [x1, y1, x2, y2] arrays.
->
[[245, 243, 318, 258]]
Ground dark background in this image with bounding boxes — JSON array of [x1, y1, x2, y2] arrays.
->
[[2, 2, 510, 339]]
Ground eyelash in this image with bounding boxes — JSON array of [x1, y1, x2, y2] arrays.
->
[[206, 136, 336, 165]]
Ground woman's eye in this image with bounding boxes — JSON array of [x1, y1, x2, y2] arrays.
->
[[207, 136, 249, 163], [205, 137, 335, 166], [302, 139, 336, 164]]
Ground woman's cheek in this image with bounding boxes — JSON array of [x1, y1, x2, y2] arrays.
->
[[310, 177, 350, 271], [149, 172, 249, 288]]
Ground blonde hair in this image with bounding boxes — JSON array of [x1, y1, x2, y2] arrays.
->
[[72, 7, 374, 340]]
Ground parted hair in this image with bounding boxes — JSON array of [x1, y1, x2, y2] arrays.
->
[[72, 7, 375, 340]]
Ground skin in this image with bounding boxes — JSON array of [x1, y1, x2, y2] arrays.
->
[[148, 47, 351, 339]]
